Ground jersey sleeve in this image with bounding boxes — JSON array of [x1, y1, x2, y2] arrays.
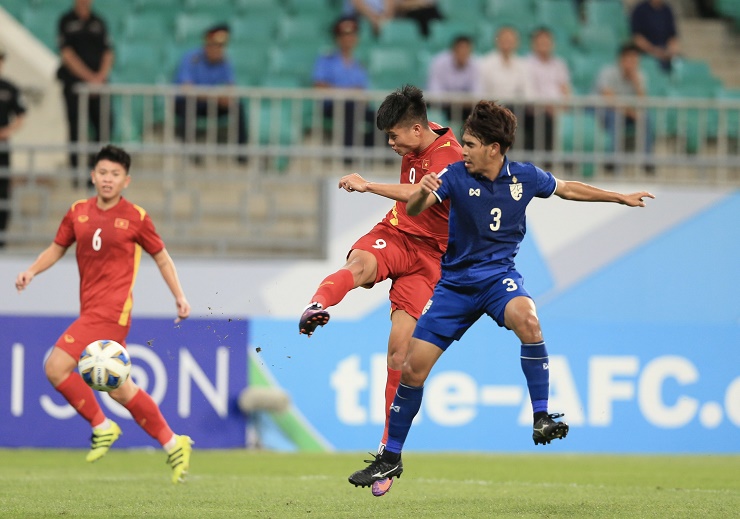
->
[[138, 213, 165, 256], [427, 142, 463, 175], [432, 162, 458, 203], [53, 208, 76, 248], [534, 166, 557, 198]]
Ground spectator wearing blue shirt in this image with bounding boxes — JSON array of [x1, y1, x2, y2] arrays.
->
[[174, 24, 247, 162], [313, 17, 374, 150], [630, 0, 680, 72]]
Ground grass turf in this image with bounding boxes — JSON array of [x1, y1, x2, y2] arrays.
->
[[0, 450, 738, 518]]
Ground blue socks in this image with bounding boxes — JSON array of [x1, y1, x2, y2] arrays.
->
[[520, 341, 549, 415], [384, 383, 423, 456]]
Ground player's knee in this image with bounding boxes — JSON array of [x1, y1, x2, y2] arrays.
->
[[512, 313, 542, 343]]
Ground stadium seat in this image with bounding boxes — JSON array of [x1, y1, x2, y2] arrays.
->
[[377, 18, 424, 46], [21, 3, 66, 50], [175, 13, 222, 46], [577, 24, 620, 55], [568, 53, 609, 94], [267, 45, 322, 87], [427, 20, 476, 53], [583, 0, 629, 41], [437, 0, 484, 23], [183, 0, 235, 19], [484, 0, 535, 19], [535, 0, 581, 39], [368, 48, 424, 90], [230, 17, 278, 44], [276, 16, 333, 47], [114, 41, 167, 83], [122, 13, 172, 43], [283, 0, 334, 17], [557, 111, 612, 176], [1, 0, 27, 20]]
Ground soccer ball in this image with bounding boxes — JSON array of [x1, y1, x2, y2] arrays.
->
[[78, 340, 131, 392]]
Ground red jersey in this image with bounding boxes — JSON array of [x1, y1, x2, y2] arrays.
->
[[54, 197, 164, 326], [383, 123, 463, 253]]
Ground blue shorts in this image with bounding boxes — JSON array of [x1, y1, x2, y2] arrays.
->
[[413, 269, 531, 351]]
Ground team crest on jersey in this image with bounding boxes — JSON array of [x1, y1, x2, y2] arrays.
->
[[422, 159, 431, 170], [510, 182, 523, 201], [114, 218, 129, 230], [64, 334, 75, 343], [422, 299, 433, 315], [77, 215, 89, 223]]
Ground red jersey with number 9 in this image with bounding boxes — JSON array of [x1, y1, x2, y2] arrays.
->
[[54, 197, 164, 326], [383, 123, 463, 254]]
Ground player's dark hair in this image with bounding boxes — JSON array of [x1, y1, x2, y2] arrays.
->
[[462, 101, 517, 152], [94, 144, 131, 172], [376, 84, 429, 131]]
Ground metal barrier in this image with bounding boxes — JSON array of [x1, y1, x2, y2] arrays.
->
[[2, 84, 739, 257]]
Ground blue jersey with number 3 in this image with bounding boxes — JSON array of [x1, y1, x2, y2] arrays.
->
[[432, 158, 557, 286]]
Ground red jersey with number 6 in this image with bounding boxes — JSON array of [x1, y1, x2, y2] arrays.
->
[[54, 197, 164, 326], [383, 123, 463, 254]]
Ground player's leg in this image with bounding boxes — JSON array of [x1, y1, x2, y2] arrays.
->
[[503, 295, 568, 445], [110, 379, 193, 483], [299, 248, 378, 336], [48, 321, 123, 462], [349, 336, 443, 488]]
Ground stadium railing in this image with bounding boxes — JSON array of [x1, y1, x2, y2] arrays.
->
[[2, 84, 739, 257]]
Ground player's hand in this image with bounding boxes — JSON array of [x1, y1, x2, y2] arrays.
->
[[15, 271, 34, 293], [622, 191, 655, 207], [339, 173, 370, 193], [174, 297, 191, 323], [419, 173, 442, 194]]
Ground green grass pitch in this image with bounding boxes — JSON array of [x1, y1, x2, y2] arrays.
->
[[0, 450, 738, 518]]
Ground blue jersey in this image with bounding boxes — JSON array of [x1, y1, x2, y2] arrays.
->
[[432, 158, 557, 285]]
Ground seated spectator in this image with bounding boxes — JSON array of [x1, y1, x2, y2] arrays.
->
[[476, 26, 534, 123], [426, 35, 478, 123], [0, 44, 27, 248], [313, 16, 375, 149], [594, 44, 654, 173], [630, 0, 679, 72], [395, 0, 444, 38], [173, 24, 247, 163], [524, 27, 572, 154], [342, 0, 395, 36]]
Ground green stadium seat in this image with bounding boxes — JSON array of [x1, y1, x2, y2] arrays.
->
[[267, 45, 322, 87], [122, 13, 172, 43], [584, 0, 629, 40], [577, 24, 620, 55], [183, 0, 235, 19], [283, 0, 334, 17], [377, 18, 424, 46], [114, 41, 167, 83], [484, 0, 535, 19], [368, 48, 424, 90], [568, 53, 609, 95], [557, 111, 612, 177], [535, 0, 580, 38], [175, 13, 221, 46], [21, 3, 66, 51], [438, 0, 484, 22], [427, 20, 476, 53], [276, 16, 333, 47], [1, 0, 28, 20], [230, 17, 278, 44]]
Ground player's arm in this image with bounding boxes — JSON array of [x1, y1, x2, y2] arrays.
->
[[407, 173, 443, 216], [15, 242, 68, 292], [338, 173, 419, 202], [553, 179, 655, 207], [152, 248, 191, 323]]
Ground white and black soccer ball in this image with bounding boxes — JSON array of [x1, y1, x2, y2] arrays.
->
[[78, 340, 131, 392]]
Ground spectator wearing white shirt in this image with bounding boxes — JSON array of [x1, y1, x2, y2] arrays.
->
[[475, 26, 534, 103], [524, 27, 572, 153]]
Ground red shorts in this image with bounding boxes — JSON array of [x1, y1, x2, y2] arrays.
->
[[54, 314, 130, 360], [351, 220, 443, 320]]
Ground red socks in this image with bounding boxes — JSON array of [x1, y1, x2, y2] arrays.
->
[[311, 268, 356, 309], [381, 367, 402, 445], [55, 373, 106, 427], [124, 389, 174, 446]]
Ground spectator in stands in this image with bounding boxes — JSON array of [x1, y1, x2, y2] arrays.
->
[[0, 43, 27, 248], [426, 35, 477, 122], [395, 1, 444, 38], [476, 26, 534, 127], [524, 27, 572, 154], [173, 23, 247, 164], [343, 0, 395, 37], [313, 16, 375, 150], [630, 0, 680, 72], [56, 0, 114, 179], [594, 44, 655, 173]]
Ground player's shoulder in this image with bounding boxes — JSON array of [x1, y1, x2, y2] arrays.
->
[[504, 160, 542, 179], [114, 198, 148, 221], [69, 197, 94, 213], [440, 160, 467, 178]]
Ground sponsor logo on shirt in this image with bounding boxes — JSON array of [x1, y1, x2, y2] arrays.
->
[[64, 334, 75, 343], [469, 188, 480, 197], [114, 218, 130, 230], [77, 215, 89, 223], [422, 299, 433, 315]]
